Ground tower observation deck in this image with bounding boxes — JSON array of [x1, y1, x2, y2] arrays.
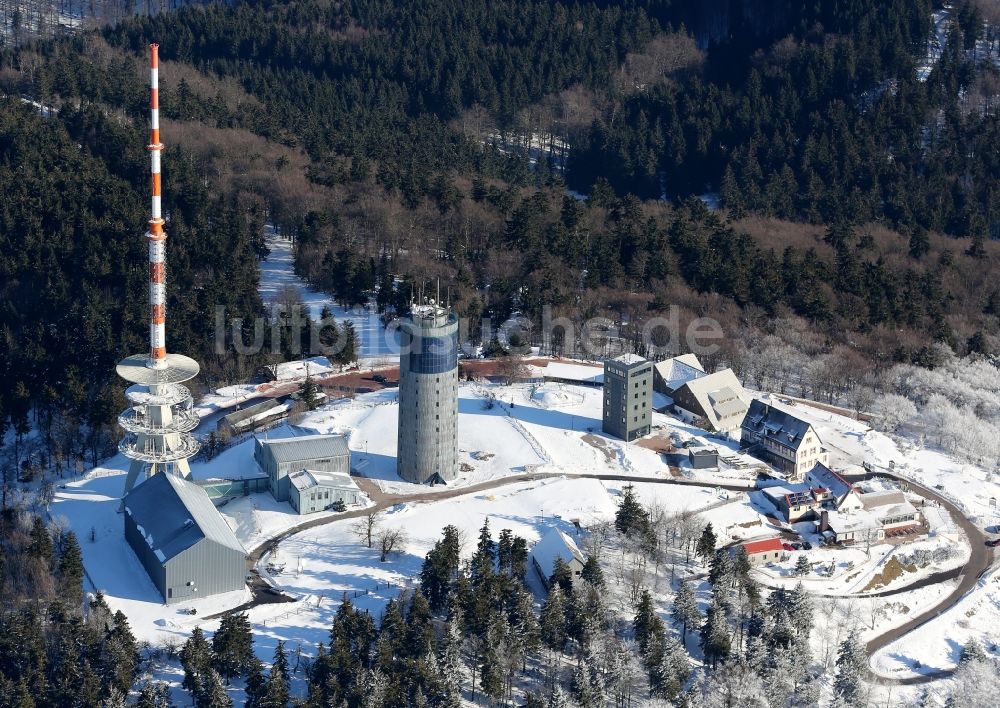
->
[[397, 301, 459, 484], [116, 44, 201, 508]]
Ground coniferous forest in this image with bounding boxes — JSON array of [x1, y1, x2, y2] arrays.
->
[[0, 0, 996, 480], [0, 0, 999, 705]]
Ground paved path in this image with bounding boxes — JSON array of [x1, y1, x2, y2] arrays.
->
[[843, 470, 994, 685], [237, 466, 990, 687]]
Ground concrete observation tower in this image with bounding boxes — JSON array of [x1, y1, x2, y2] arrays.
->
[[117, 44, 201, 507], [397, 300, 459, 484]]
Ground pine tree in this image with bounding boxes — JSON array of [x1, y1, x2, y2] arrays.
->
[[570, 650, 603, 707], [695, 523, 717, 563], [181, 627, 213, 698], [794, 554, 811, 576], [213, 613, 254, 679], [615, 484, 648, 537], [57, 531, 84, 608], [436, 620, 463, 707], [28, 518, 53, 564], [672, 580, 700, 645], [103, 610, 139, 695], [651, 634, 689, 701], [700, 597, 731, 669], [244, 656, 267, 708], [834, 634, 867, 706], [478, 620, 505, 704], [548, 556, 574, 595], [581, 555, 604, 587], [539, 584, 567, 652], [300, 374, 321, 411], [632, 589, 658, 653], [959, 638, 988, 665], [270, 640, 291, 701], [197, 670, 232, 708], [786, 583, 814, 641], [133, 681, 173, 708]]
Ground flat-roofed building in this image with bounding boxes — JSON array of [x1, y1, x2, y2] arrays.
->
[[602, 354, 653, 441]]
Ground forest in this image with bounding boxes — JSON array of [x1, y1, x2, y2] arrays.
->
[[0, 0, 998, 496], [0, 0, 998, 705]]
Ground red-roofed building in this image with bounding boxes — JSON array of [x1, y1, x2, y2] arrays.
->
[[736, 537, 785, 566]]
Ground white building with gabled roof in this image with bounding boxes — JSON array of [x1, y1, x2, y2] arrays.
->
[[530, 528, 586, 590], [670, 368, 750, 435], [653, 353, 706, 395]]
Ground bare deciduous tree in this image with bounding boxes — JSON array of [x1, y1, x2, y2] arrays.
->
[[352, 510, 382, 549], [377, 527, 408, 562]]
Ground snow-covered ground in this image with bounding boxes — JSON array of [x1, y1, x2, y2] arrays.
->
[[760, 393, 1000, 530], [258, 226, 399, 359], [872, 566, 1000, 679]]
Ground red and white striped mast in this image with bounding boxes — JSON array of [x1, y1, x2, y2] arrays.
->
[[116, 43, 202, 506], [148, 43, 167, 369]]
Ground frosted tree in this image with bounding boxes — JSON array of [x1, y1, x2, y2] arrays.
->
[[960, 638, 989, 664], [437, 620, 464, 705], [690, 660, 769, 708], [569, 650, 604, 708], [834, 635, 868, 706], [672, 579, 700, 645], [946, 655, 1000, 708], [198, 669, 233, 708], [870, 394, 918, 432], [545, 684, 570, 708]]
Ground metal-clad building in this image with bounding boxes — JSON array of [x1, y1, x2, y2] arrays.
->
[[288, 469, 364, 514], [253, 434, 351, 502], [123, 473, 247, 604], [602, 354, 653, 441], [397, 303, 459, 484]]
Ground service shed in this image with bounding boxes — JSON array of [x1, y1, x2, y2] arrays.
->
[[688, 447, 719, 469], [123, 473, 247, 605], [288, 469, 364, 514]]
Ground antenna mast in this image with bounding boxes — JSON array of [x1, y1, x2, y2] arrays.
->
[[148, 43, 167, 370]]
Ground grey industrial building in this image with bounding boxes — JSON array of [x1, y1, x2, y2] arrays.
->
[[602, 354, 653, 441], [288, 469, 364, 514], [397, 302, 459, 484], [123, 473, 247, 604], [254, 434, 351, 502]]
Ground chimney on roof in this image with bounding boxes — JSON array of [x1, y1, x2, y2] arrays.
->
[[819, 510, 830, 533]]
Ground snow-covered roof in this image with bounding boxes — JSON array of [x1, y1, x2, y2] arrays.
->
[[255, 434, 350, 464], [824, 508, 881, 535], [859, 491, 918, 521], [743, 400, 816, 451], [674, 369, 749, 429], [805, 463, 853, 501], [542, 361, 604, 384], [653, 354, 705, 392], [530, 528, 585, 580], [612, 353, 647, 367], [859, 490, 906, 510], [288, 468, 359, 492], [124, 473, 246, 563], [270, 356, 336, 381]]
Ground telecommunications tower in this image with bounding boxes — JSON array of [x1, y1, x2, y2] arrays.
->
[[116, 44, 200, 508]]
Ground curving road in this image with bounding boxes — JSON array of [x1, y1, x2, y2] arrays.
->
[[232, 467, 991, 686], [843, 470, 995, 685]]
